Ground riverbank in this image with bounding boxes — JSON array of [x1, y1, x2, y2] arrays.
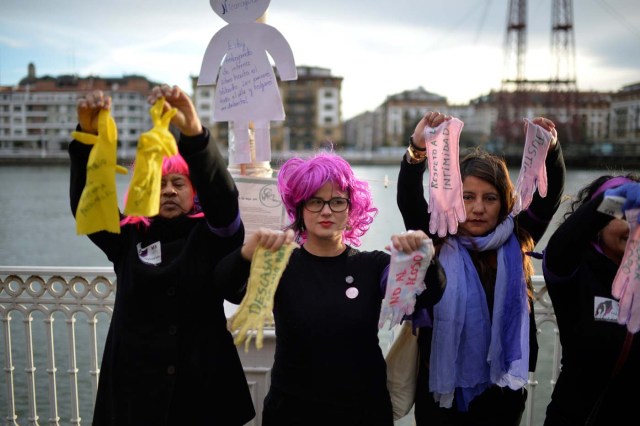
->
[[1, 149, 637, 169]]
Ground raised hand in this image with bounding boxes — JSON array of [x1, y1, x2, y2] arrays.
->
[[605, 182, 640, 220], [512, 117, 556, 215], [424, 117, 466, 237], [147, 84, 203, 137], [77, 90, 112, 135]]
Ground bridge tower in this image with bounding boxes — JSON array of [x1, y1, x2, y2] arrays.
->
[[495, 0, 578, 153]]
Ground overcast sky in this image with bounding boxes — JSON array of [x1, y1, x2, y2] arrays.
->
[[1, 0, 639, 119]]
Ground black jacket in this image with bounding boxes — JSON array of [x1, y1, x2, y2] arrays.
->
[[543, 192, 640, 425], [69, 128, 255, 426]]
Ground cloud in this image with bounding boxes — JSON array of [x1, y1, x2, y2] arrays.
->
[[1, 0, 639, 119]]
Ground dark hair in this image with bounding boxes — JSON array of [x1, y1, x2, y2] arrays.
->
[[460, 148, 515, 224], [564, 173, 640, 220], [458, 148, 535, 297]]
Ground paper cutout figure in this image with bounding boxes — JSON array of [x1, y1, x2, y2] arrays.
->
[[72, 109, 128, 235], [228, 242, 297, 351], [198, 0, 297, 164], [379, 239, 435, 329], [124, 98, 178, 217], [512, 118, 554, 215]]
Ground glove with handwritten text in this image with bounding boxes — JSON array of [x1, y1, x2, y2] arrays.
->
[[424, 117, 466, 237], [379, 239, 435, 329], [124, 97, 178, 217], [228, 242, 297, 351], [512, 118, 555, 215], [72, 109, 128, 235], [611, 208, 640, 333]]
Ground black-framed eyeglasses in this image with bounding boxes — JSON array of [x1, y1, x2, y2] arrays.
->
[[303, 197, 351, 213]]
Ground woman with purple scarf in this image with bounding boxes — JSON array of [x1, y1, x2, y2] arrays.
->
[[542, 174, 640, 425], [396, 111, 566, 426]]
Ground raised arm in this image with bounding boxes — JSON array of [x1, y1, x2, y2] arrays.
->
[[147, 84, 239, 229], [544, 193, 613, 278], [397, 112, 451, 235]]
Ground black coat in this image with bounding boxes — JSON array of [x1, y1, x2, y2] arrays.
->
[[543, 192, 640, 425], [69, 128, 255, 426]]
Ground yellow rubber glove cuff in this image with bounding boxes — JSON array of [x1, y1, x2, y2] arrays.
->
[[228, 242, 297, 351], [124, 98, 178, 217], [71, 109, 127, 235]]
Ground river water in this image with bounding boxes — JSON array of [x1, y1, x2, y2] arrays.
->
[[0, 162, 619, 425]]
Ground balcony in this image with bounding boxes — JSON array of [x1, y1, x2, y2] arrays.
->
[[0, 267, 560, 426]]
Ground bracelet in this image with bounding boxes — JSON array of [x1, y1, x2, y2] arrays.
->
[[406, 144, 427, 164], [410, 136, 426, 151]]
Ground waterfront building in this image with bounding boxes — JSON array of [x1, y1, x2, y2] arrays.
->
[[1, 62, 637, 166], [0, 63, 158, 159], [610, 82, 640, 153]]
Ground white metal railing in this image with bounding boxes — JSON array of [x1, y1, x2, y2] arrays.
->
[[0, 267, 560, 426]]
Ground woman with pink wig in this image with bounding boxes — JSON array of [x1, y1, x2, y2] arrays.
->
[[215, 151, 446, 426], [69, 85, 255, 425]]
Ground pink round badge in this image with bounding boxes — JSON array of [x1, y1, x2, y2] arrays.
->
[[345, 287, 359, 299]]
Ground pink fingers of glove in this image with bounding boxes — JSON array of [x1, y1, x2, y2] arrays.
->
[[612, 208, 640, 333], [379, 239, 435, 330], [512, 118, 554, 215], [424, 117, 466, 237]]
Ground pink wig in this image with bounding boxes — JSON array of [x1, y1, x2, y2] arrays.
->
[[120, 153, 203, 226], [277, 151, 377, 246]]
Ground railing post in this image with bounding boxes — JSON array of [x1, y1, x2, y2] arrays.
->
[[44, 316, 60, 426], [65, 316, 81, 426], [86, 316, 100, 402], [1, 311, 19, 426], [22, 314, 40, 425]]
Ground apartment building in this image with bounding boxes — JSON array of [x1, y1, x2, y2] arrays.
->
[[0, 63, 158, 158], [2, 62, 636, 162], [344, 86, 617, 158], [610, 82, 640, 145]]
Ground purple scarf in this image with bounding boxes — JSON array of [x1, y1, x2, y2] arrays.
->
[[429, 216, 530, 411]]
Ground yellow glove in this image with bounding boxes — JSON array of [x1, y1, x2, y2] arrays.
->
[[228, 242, 297, 351], [72, 109, 128, 235], [124, 98, 178, 217]]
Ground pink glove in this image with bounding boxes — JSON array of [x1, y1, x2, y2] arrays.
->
[[612, 208, 640, 333], [424, 117, 466, 237], [379, 239, 435, 329], [512, 118, 555, 215]]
